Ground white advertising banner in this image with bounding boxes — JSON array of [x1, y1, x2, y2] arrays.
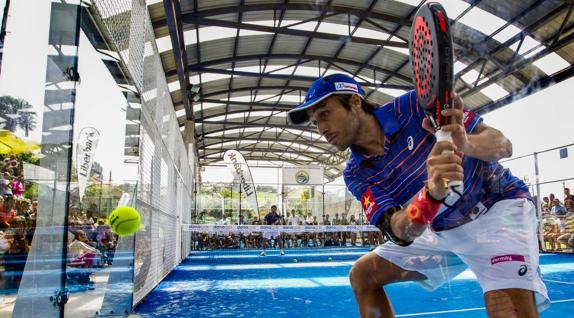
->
[[223, 150, 260, 217], [77, 127, 100, 202], [282, 166, 324, 185]]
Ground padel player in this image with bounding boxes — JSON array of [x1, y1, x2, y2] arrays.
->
[[288, 74, 548, 318]]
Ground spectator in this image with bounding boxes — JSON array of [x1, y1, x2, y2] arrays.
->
[[322, 214, 331, 225], [541, 197, 551, 213], [564, 188, 574, 211], [11, 175, 24, 197], [305, 212, 313, 225], [68, 230, 100, 268], [552, 199, 568, 216], [349, 215, 358, 246], [557, 214, 574, 250], [549, 193, 556, 210], [0, 196, 14, 224], [543, 216, 563, 251], [0, 172, 13, 196]]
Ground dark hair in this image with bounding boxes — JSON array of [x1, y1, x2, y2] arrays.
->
[[333, 94, 377, 114]]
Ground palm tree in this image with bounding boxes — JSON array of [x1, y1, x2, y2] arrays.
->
[[0, 95, 37, 135], [18, 110, 36, 137]]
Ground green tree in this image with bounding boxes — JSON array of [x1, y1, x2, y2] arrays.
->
[[300, 188, 311, 214]]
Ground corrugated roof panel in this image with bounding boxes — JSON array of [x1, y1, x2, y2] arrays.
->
[[198, 38, 236, 63], [270, 34, 308, 54], [338, 45, 378, 65], [305, 38, 343, 56], [237, 34, 275, 56]]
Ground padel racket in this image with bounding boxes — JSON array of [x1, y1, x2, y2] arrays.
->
[[409, 2, 463, 206]]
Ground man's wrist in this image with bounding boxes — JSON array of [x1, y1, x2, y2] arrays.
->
[[426, 187, 445, 202], [426, 183, 446, 202]]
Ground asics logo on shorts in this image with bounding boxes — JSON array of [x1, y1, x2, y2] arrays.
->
[[518, 265, 528, 276]]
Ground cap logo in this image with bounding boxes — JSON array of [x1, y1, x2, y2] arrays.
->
[[334, 82, 358, 92]]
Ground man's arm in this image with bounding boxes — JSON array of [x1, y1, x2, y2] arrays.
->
[[355, 140, 463, 244], [463, 122, 512, 162], [424, 93, 513, 163], [388, 141, 462, 243]]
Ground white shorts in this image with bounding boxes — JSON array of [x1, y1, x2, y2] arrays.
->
[[263, 231, 281, 239], [374, 198, 550, 312]]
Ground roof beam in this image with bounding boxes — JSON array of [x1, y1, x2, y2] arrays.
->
[[455, 2, 569, 82], [179, 54, 413, 83], [196, 98, 296, 110], [193, 123, 316, 135], [199, 109, 288, 121], [461, 26, 574, 99], [475, 57, 574, 115], [201, 86, 310, 99], [152, 4, 410, 29], [163, 0, 192, 120], [191, 67, 412, 90], [201, 136, 331, 148], [181, 17, 408, 48]]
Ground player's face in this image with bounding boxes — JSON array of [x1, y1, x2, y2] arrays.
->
[[308, 96, 360, 151]]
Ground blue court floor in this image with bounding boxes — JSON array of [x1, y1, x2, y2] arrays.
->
[[135, 247, 574, 317]]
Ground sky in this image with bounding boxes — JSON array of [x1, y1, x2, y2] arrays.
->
[[0, 0, 136, 182], [0, 0, 573, 200]]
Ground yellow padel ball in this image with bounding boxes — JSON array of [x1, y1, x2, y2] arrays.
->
[[108, 206, 141, 236]]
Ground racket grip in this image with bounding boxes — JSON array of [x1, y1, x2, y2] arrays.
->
[[435, 130, 464, 206]]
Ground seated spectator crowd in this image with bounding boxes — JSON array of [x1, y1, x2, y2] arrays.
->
[[542, 188, 574, 252]]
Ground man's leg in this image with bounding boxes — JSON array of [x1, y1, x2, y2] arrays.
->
[[349, 252, 426, 318], [261, 236, 267, 256], [484, 289, 538, 318]]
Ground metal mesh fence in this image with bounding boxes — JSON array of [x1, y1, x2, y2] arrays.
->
[[90, 0, 195, 306], [91, 0, 146, 90]]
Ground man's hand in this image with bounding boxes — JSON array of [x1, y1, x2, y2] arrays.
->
[[422, 93, 468, 153], [426, 141, 464, 200]]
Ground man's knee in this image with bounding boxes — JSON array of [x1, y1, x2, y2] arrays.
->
[[349, 260, 376, 293], [484, 289, 538, 318], [349, 253, 420, 294]]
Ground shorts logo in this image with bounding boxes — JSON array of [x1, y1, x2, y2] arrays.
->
[[334, 82, 358, 92], [361, 187, 378, 221], [407, 136, 414, 150], [490, 254, 525, 265], [518, 265, 528, 276]]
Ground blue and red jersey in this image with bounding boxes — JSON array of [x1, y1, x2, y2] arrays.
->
[[344, 90, 531, 232]]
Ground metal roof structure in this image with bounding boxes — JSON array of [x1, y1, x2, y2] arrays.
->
[[149, 0, 574, 180]]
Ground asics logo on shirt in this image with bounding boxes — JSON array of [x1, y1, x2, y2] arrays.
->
[[407, 136, 414, 150]]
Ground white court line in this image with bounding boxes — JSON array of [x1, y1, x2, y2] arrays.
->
[[396, 306, 485, 317], [544, 279, 574, 285], [552, 298, 574, 304], [396, 299, 574, 317]]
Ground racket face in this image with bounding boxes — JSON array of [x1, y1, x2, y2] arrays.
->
[[409, 2, 454, 130]]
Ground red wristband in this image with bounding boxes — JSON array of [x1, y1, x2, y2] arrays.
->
[[406, 188, 443, 224]]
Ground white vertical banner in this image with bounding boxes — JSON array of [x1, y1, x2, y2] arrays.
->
[[282, 166, 324, 185], [77, 127, 100, 202], [223, 150, 260, 218]]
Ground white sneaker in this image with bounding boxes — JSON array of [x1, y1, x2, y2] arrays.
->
[[280, 250, 285, 256], [260, 251, 266, 256]]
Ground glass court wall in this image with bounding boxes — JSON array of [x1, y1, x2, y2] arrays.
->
[[0, 0, 196, 316]]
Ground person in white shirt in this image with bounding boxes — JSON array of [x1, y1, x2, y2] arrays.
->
[[286, 210, 301, 248]]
